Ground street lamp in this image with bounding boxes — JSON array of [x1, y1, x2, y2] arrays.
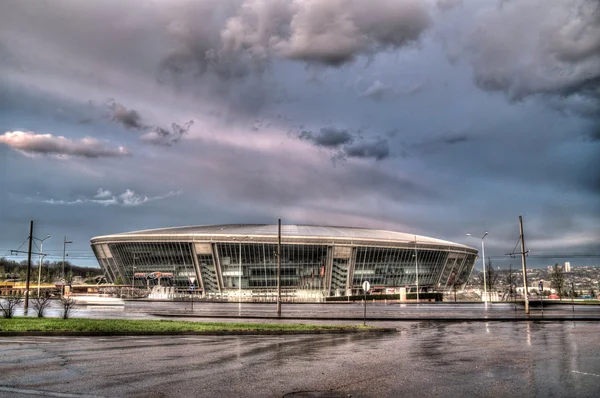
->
[[62, 237, 73, 295], [467, 232, 488, 305], [33, 234, 51, 297]]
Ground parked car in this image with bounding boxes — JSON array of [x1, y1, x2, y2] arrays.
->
[[548, 294, 560, 299]]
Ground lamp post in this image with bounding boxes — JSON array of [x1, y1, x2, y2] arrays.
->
[[467, 232, 488, 306], [34, 234, 51, 297], [62, 237, 73, 296]]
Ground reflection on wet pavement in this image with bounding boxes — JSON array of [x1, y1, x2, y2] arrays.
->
[[1, 320, 599, 397]]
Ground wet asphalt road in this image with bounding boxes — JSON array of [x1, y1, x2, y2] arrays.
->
[[1, 321, 599, 397]]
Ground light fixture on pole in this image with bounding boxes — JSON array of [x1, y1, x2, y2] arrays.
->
[[467, 232, 488, 305], [62, 237, 73, 295], [34, 234, 51, 297]]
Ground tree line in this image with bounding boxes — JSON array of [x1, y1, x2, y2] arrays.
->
[[463, 260, 596, 299], [0, 257, 102, 283]]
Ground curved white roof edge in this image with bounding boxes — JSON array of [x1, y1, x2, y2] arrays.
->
[[91, 224, 476, 251]]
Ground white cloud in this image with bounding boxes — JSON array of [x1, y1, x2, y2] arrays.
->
[[94, 188, 112, 199], [42, 189, 183, 207], [216, 0, 432, 67], [0, 131, 130, 158]]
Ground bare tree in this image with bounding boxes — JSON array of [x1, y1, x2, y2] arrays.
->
[[483, 258, 500, 292], [449, 272, 466, 302], [31, 292, 52, 318], [59, 296, 76, 319], [550, 263, 566, 300], [505, 264, 515, 302], [0, 294, 23, 318]]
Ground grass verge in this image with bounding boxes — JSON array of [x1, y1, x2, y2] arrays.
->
[[0, 318, 369, 333]]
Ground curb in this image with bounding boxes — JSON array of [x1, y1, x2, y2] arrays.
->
[[0, 328, 396, 337], [149, 313, 600, 322]]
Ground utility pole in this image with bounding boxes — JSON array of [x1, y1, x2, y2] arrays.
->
[[277, 219, 282, 316], [239, 242, 242, 314], [414, 236, 419, 302], [62, 237, 73, 296], [23, 220, 34, 314], [131, 255, 137, 298], [519, 216, 530, 315]]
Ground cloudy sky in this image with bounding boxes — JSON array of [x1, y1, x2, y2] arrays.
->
[[1, 0, 599, 268]]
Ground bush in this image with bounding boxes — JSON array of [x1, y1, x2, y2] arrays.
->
[[31, 292, 52, 318], [60, 296, 76, 319], [0, 294, 23, 318]]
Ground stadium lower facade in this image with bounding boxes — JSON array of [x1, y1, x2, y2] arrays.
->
[[90, 224, 478, 301]]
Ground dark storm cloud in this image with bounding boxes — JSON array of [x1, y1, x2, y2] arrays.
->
[[141, 120, 195, 147], [0, 131, 130, 158], [297, 127, 391, 161], [343, 138, 391, 160], [298, 127, 354, 148], [106, 101, 193, 146], [108, 102, 144, 130], [463, 0, 600, 142], [468, 0, 600, 101]]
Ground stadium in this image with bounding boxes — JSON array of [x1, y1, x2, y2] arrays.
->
[[90, 224, 479, 301]]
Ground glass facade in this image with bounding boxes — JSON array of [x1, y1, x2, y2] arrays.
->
[[217, 243, 328, 290], [92, 239, 477, 300], [106, 242, 196, 289]]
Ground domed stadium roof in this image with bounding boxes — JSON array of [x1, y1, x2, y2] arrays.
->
[[92, 224, 475, 250]]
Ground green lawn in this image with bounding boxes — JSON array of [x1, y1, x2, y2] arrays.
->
[[0, 318, 368, 333]]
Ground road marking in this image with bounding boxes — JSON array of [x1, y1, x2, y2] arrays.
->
[[0, 386, 103, 397], [571, 370, 600, 377]]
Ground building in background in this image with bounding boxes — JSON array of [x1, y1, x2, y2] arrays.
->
[[90, 224, 478, 301]]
